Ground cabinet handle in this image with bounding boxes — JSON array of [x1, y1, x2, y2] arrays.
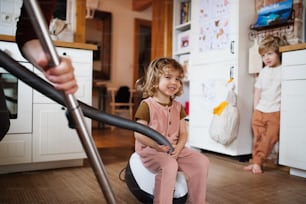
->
[[62, 52, 67, 56], [230, 41, 235, 54]]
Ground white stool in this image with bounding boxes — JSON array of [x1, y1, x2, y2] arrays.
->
[[125, 152, 188, 203]]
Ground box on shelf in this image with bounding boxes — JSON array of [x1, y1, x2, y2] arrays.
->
[[177, 30, 190, 54], [179, 1, 191, 25]]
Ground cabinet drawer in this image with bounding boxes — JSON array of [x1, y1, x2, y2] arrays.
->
[[56, 47, 92, 63], [283, 50, 306, 66], [73, 62, 92, 77], [282, 65, 306, 80], [33, 73, 92, 104]]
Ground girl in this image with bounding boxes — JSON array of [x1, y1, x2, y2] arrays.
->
[[134, 57, 210, 203], [244, 35, 288, 174]]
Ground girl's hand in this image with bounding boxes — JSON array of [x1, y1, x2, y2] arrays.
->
[[155, 144, 170, 153], [170, 144, 183, 159]]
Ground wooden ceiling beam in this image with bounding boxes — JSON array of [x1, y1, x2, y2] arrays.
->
[[132, 0, 152, 11]]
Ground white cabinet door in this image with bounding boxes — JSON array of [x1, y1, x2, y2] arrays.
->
[[33, 103, 87, 162], [279, 80, 306, 170], [0, 133, 32, 165]]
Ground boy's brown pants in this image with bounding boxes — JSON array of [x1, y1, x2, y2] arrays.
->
[[251, 110, 280, 166]]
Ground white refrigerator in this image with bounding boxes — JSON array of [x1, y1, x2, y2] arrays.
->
[[187, 0, 255, 156]]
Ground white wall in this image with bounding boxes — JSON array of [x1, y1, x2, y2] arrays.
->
[[97, 0, 152, 88], [0, 0, 22, 35]]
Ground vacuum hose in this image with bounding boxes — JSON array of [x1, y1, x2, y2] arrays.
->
[[0, 50, 174, 152]]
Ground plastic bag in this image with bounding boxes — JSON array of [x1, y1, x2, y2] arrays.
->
[[209, 79, 240, 145]]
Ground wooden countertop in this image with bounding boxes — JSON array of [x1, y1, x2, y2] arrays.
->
[[280, 43, 306, 53], [0, 34, 97, 50]]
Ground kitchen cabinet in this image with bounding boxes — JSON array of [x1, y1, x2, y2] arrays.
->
[[279, 48, 306, 178], [0, 41, 33, 166], [0, 40, 93, 173], [188, 0, 255, 156]]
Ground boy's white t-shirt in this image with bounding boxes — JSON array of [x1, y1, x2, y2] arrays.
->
[[255, 65, 281, 113]]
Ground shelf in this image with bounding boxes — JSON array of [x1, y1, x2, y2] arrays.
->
[[174, 51, 190, 56], [250, 21, 294, 32], [250, 5, 295, 32], [175, 22, 191, 31]]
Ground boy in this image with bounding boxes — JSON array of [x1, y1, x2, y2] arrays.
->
[[244, 35, 288, 174]]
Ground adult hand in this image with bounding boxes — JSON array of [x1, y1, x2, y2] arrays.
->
[[42, 56, 78, 95], [21, 39, 78, 94]]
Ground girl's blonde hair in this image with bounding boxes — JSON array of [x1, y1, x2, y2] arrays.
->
[[258, 35, 289, 56], [137, 57, 185, 99]]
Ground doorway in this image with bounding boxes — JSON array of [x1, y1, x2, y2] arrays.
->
[[133, 19, 151, 107], [86, 11, 112, 81], [86, 11, 112, 129], [133, 19, 152, 85]]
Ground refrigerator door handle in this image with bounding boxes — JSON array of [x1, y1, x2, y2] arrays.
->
[[230, 40, 235, 54]]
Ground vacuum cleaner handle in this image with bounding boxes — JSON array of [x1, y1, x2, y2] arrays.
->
[[23, 1, 116, 203]]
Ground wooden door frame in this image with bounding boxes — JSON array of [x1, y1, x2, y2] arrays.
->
[[133, 19, 152, 85]]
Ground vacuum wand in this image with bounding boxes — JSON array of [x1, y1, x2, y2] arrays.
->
[[23, 1, 117, 203]]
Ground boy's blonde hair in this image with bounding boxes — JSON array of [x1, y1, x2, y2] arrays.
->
[[258, 35, 289, 56], [137, 57, 185, 99]]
